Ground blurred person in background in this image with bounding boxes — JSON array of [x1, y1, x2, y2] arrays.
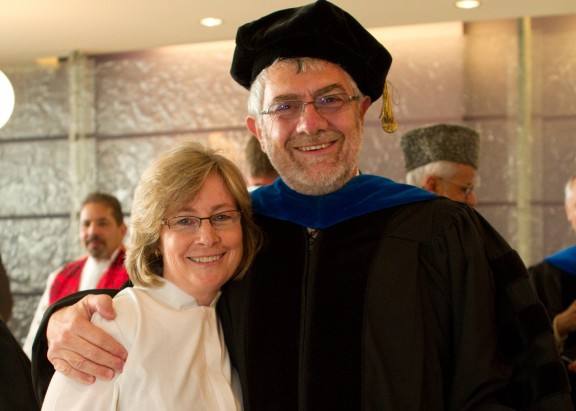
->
[[530, 172, 576, 405], [23, 192, 128, 357], [244, 135, 278, 191], [401, 123, 480, 206]]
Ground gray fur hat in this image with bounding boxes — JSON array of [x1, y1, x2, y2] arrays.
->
[[400, 124, 480, 171]]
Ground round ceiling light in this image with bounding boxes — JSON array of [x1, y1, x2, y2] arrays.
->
[[200, 17, 223, 27], [455, 0, 480, 9], [0, 70, 15, 129]]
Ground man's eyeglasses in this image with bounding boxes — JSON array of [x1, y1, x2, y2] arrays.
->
[[440, 178, 479, 198], [161, 210, 241, 233], [261, 93, 359, 120]]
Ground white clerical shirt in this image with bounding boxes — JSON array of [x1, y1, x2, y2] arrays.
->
[[42, 278, 242, 411]]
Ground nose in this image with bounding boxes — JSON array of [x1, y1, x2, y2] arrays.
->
[[194, 219, 219, 246], [84, 222, 97, 235], [296, 103, 328, 135], [466, 191, 478, 207]]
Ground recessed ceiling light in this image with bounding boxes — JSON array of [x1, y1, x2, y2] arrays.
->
[[35, 56, 60, 68], [200, 17, 223, 27], [454, 0, 480, 9]]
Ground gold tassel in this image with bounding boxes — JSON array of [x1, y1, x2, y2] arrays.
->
[[379, 81, 398, 133]]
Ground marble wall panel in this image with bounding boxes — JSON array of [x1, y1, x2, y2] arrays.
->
[[96, 129, 250, 212], [539, 118, 576, 200], [0, 217, 73, 343], [0, 64, 69, 139], [383, 34, 465, 121], [469, 119, 518, 203], [359, 121, 404, 183], [0, 218, 74, 293], [95, 46, 247, 136], [463, 20, 518, 117], [537, 15, 576, 116], [539, 205, 574, 261], [9, 294, 42, 345], [0, 140, 70, 215]]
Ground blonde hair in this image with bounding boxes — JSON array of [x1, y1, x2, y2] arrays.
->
[[126, 141, 261, 287]]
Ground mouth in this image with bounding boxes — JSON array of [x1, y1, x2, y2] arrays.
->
[[86, 238, 103, 247], [188, 253, 224, 263], [296, 141, 334, 152]]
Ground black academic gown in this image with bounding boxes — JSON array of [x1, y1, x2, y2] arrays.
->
[[0, 318, 39, 410], [530, 254, 576, 406], [219, 197, 572, 410], [32, 177, 573, 410]]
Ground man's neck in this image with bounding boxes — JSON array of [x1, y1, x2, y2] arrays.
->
[[80, 248, 121, 290]]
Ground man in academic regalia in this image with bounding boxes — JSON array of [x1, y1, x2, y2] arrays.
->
[[530, 172, 576, 405]]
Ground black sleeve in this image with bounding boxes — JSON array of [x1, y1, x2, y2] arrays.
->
[[0, 254, 14, 322], [0, 318, 39, 410], [31, 288, 122, 406]]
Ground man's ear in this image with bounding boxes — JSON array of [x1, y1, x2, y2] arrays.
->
[[246, 116, 265, 150], [246, 116, 259, 137], [423, 175, 441, 195], [359, 95, 372, 120]]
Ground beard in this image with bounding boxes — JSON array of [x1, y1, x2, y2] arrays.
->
[[84, 236, 107, 259], [261, 122, 363, 196]]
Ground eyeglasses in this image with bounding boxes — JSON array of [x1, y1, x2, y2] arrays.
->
[[261, 93, 359, 120], [439, 178, 479, 198], [161, 210, 241, 233]]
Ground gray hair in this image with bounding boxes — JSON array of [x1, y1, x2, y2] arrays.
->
[[247, 57, 362, 126], [565, 173, 576, 202], [405, 161, 460, 186]]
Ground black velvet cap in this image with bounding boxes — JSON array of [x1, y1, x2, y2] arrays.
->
[[230, 0, 392, 103]]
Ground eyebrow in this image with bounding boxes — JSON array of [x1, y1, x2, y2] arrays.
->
[[81, 217, 111, 224], [176, 203, 236, 215], [270, 83, 348, 103]]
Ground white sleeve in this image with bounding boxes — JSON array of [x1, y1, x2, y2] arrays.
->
[[40, 310, 128, 411], [40, 292, 135, 411], [22, 268, 60, 358], [41, 370, 120, 411]]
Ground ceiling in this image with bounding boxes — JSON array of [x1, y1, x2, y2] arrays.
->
[[1, 0, 576, 66]]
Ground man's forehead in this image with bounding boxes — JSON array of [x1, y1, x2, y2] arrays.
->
[[80, 203, 114, 219], [267, 60, 346, 79], [264, 63, 351, 98]]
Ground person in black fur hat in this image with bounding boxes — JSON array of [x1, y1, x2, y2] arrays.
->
[[33, 1, 573, 410], [402, 123, 481, 206]]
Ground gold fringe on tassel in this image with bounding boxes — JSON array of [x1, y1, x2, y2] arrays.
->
[[379, 81, 398, 133]]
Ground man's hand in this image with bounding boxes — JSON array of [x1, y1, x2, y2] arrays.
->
[[556, 300, 576, 341], [46, 294, 127, 384]]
